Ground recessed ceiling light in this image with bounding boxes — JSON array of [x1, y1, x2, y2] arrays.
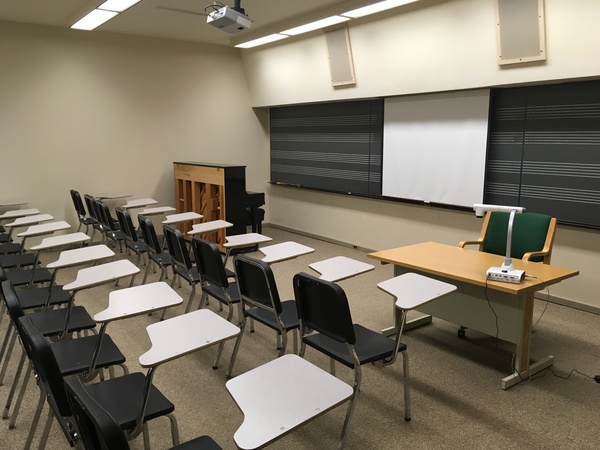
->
[[281, 16, 351, 36], [235, 34, 289, 49], [342, 0, 419, 19], [98, 0, 142, 13]]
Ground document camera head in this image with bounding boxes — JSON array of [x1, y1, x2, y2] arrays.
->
[[473, 203, 525, 218]]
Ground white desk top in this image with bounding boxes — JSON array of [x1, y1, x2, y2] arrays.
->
[[62, 259, 139, 291], [187, 220, 233, 236], [122, 198, 157, 209], [17, 221, 71, 238], [309, 256, 374, 282], [94, 281, 183, 323], [162, 211, 203, 225], [139, 206, 177, 216], [5, 213, 53, 228], [377, 272, 458, 310], [47, 245, 115, 270], [224, 233, 272, 249], [138, 309, 240, 368], [0, 202, 27, 208], [0, 208, 38, 219], [30, 232, 90, 251], [96, 194, 132, 200], [226, 354, 353, 450], [259, 241, 315, 264]]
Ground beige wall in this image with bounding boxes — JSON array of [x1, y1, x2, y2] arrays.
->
[[0, 21, 269, 231], [241, 0, 600, 311]]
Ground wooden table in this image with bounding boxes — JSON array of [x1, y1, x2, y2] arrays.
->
[[369, 241, 579, 389], [226, 354, 353, 450]]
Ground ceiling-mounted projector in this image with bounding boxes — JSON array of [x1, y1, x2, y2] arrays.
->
[[207, 5, 251, 33]]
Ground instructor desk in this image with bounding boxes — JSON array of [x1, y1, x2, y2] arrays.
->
[[368, 242, 579, 389]]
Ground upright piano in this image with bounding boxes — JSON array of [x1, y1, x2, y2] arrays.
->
[[173, 162, 265, 247]]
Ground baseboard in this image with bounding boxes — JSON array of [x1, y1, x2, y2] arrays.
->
[[266, 223, 376, 253]]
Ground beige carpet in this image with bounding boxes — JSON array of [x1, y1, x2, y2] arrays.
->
[[1, 225, 599, 449]]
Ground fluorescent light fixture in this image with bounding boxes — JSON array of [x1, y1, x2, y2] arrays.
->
[[235, 34, 289, 49], [342, 0, 419, 19], [281, 15, 350, 36], [71, 9, 118, 30], [98, 0, 141, 13]]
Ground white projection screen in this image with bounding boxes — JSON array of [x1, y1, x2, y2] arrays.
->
[[382, 89, 490, 207]]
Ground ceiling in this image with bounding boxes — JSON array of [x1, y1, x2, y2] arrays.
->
[[0, 0, 393, 47]]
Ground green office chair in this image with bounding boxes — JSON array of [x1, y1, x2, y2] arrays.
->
[[459, 211, 556, 264]]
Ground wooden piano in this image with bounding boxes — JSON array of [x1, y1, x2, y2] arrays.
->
[[173, 162, 265, 248]]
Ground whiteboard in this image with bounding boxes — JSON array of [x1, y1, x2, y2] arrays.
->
[[382, 90, 490, 207]]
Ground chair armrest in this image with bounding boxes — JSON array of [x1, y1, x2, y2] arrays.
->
[[458, 239, 483, 248], [522, 217, 556, 264]]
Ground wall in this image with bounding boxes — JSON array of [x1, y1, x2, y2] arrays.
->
[[241, 0, 600, 311], [0, 21, 269, 231]]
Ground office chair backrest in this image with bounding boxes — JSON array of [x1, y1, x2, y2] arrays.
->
[[97, 201, 118, 231], [191, 237, 229, 288], [293, 272, 356, 345], [163, 225, 193, 269], [483, 212, 553, 262], [138, 215, 162, 254], [233, 254, 282, 314], [64, 377, 131, 450]]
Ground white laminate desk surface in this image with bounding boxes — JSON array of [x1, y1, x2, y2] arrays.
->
[[94, 281, 183, 323], [138, 309, 240, 368], [30, 232, 90, 251], [62, 259, 139, 291], [17, 221, 71, 238], [224, 233, 272, 249], [96, 194, 132, 200], [47, 245, 115, 269], [259, 241, 315, 264], [122, 198, 157, 209], [0, 202, 27, 208], [139, 206, 177, 216], [226, 354, 353, 450], [0, 208, 38, 219], [5, 214, 53, 228], [377, 272, 457, 310], [162, 211, 203, 225], [187, 220, 233, 236], [309, 256, 374, 282]]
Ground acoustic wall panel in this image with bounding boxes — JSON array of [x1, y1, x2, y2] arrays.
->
[[494, 0, 546, 65], [325, 26, 356, 87]]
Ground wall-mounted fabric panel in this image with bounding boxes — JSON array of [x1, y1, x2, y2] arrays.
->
[[270, 100, 383, 196]]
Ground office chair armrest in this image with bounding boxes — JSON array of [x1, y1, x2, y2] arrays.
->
[[458, 239, 483, 248]]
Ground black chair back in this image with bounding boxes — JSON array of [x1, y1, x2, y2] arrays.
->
[[70, 189, 87, 218], [1, 279, 25, 325], [83, 194, 100, 224], [138, 215, 162, 254], [64, 377, 130, 450], [233, 254, 282, 314], [17, 315, 75, 441], [191, 237, 229, 288], [292, 272, 356, 345], [164, 226, 193, 270], [97, 201, 119, 232], [115, 208, 137, 241]]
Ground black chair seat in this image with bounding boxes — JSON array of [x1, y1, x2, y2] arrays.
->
[[0, 233, 11, 243], [173, 265, 201, 283], [0, 242, 21, 253], [0, 252, 38, 269], [85, 372, 174, 430], [303, 324, 405, 368], [245, 300, 299, 332], [17, 285, 72, 309], [203, 282, 240, 306], [51, 335, 126, 376], [29, 306, 96, 338], [173, 436, 223, 450], [5, 268, 52, 286], [150, 251, 172, 267]]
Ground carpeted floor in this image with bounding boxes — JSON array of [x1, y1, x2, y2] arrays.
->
[[1, 225, 599, 449]]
